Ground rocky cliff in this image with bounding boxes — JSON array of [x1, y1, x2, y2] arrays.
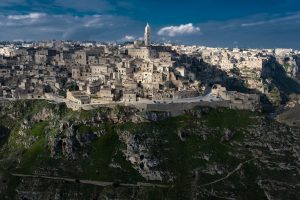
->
[[0, 100, 299, 200]]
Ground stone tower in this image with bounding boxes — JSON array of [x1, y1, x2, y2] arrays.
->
[[144, 23, 151, 46]]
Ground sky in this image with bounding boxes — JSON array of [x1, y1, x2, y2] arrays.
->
[[0, 0, 300, 49]]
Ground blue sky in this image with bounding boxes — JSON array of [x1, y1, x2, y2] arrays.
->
[[0, 0, 300, 49]]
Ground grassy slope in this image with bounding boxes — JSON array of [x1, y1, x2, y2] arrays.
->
[[0, 101, 269, 199], [115, 108, 262, 200]]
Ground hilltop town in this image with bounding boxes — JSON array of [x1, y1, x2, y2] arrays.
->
[[0, 24, 299, 111], [1, 24, 300, 200]]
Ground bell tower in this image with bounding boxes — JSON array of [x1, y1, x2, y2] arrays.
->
[[144, 23, 151, 46]]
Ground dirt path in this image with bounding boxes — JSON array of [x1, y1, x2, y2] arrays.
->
[[199, 157, 257, 187], [10, 173, 169, 188]]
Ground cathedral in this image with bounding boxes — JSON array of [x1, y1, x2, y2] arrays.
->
[[127, 23, 155, 59]]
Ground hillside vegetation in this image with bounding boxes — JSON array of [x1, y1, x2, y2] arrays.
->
[[0, 100, 299, 199]]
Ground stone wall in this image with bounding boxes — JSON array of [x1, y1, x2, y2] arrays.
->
[[66, 99, 259, 114], [133, 100, 258, 116]]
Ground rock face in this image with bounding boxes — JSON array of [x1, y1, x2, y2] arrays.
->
[[142, 111, 172, 122], [277, 104, 300, 127], [48, 124, 104, 160], [0, 126, 10, 140], [75, 131, 98, 146], [118, 131, 162, 181], [49, 136, 62, 158], [31, 107, 54, 122], [221, 128, 234, 142]]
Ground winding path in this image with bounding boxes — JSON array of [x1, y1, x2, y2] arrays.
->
[[199, 157, 257, 187]]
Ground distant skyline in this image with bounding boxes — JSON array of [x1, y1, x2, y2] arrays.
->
[[0, 0, 300, 49]]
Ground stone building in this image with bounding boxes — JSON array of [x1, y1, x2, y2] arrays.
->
[[122, 90, 137, 102], [127, 47, 156, 59], [96, 88, 114, 101], [73, 50, 87, 66], [66, 91, 91, 104]]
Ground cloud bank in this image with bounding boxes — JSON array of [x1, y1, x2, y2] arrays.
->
[[157, 23, 200, 37], [8, 12, 46, 20], [123, 35, 135, 41]]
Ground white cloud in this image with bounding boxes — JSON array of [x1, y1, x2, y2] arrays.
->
[[157, 23, 200, 37], [123, 35, 135, 41], [8, 12, 46, 20]]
